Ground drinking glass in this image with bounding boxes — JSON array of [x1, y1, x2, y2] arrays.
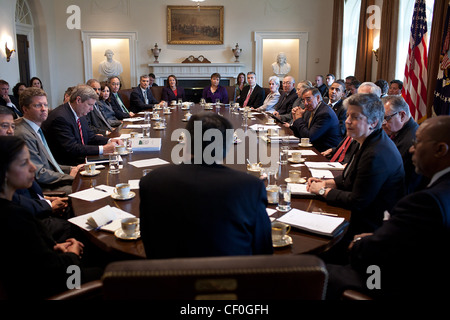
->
[[277, 184, 291, 212], [280, 146, 289, 165], [108, 153, 120, 174]]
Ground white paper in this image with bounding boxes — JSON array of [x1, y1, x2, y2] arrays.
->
[[128, 179, 140, 189], [266, 208, 277, 216], [309, 169, 335, 179], [128, 158, 170, 168], [305, 162, 345, 170], [85, 155, 123, 165], [68, 185, 116, 201], [119, 133, 143, 139], [290, 164, 305, 168], [288, 149, 317, 156], [277, 208, 345, 236], [287, 183, 312, 195], [131, 138, 161, 151], [250, 124, 281, 131], [126, 123, 151, 129], [68, 205, 135, 231], [123, 117, 145, 122]]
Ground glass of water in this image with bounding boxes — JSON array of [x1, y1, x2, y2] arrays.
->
[[108, 153, 120, 174], [280, 146, 289, 165], [277, 184, 291, 212]]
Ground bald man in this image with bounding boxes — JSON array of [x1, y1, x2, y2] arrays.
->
[[326, 116, 450, 300]]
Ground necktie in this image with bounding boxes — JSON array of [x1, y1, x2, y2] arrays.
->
[[95, 104, 112, 130], [115, 93, 129, 113], [308, 111, 315, 129], [330, 136, 353, 163], [77, 118, 85, 145], [243, 87, 253, 107], [38, 128, 64, 174]]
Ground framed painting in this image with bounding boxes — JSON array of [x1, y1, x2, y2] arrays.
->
[[167, 6, 224, 45]]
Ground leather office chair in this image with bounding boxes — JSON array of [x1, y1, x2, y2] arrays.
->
[[101, 254, 328, 300]]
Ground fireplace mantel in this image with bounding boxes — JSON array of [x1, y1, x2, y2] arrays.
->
[[148, 63, 245, 86]]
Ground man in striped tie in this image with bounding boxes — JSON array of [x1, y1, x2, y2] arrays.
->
[[42, 85, 122, 166], [14, 87, 83, 194]]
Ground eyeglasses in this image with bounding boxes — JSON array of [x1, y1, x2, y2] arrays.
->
[[383, 112, 398, 123], [0, 123, 15, 130], [411, 138, 437, 148]]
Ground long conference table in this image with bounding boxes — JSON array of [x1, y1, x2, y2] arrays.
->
[[70, 103, 350, 260]]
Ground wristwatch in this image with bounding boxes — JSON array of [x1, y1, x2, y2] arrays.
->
[[319, 187, 327, 196]]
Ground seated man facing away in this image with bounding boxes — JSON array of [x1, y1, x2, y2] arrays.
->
[[140, 112, 273, 259], [326, 116, 450, 300], [41, 84, 122, 166]]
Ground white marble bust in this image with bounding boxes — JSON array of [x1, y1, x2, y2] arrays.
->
[[98, 49, 123, 80], [272, 52, 291, 79]]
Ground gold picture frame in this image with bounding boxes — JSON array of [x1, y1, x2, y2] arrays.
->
[[167, 6, 224, 45]]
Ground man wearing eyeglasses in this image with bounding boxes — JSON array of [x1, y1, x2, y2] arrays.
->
[[382, 95, 426, 193], [272, 76, 298, 122], [14, 88, 82, 194]]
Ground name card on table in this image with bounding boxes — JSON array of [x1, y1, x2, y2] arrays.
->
[[131, 138, 161, 151]]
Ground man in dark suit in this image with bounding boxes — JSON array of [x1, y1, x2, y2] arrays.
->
[[315, 75, 328, 98], [237, 72, 265, 108], [290, 88, 342, 152], [272, 75, 298, 123], [382, 95, 426, 193], [325, 80, 347, 137], [139, 112, 273, 259], [129, 75, 159, 113], [41, 84, 122, 166], [326, 115, 450, 300], [0, 79, 22, 119], [86, 79, 114, 135], [108, 76, 134, 120]]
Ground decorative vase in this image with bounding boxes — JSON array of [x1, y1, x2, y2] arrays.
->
[[232, 43, 242, 63], [152, 43, 161, 63]]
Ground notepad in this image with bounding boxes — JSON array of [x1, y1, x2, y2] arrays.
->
[[68, 185, 116, 201], [68, 205, 135, 232], [309, 169, 335, 179], [277, 208, 347, 237], [287, 183, 312, 195], [128, 158, 169, 168], [305, 162, 345, 170]]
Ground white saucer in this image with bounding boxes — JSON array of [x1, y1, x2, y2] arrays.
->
[[151, 118, 161, 121], [153, 126, 166, 130], [114, 229, 141, 240], [288, 157, 305, 164], [182, 118, 190, 122], [285, 177, 307, 184], [181, 107, 190, 110], [247, 166, 262, 172], [273, 235, 293, 248], [204, 107, 213, 110], [111, 191, 136, 201], [163, 112, 172, 115], [298, 143, 313, 147], [265, 122, 277, 125], [80, 170, 101, 177], [117, 151, 129, 156]]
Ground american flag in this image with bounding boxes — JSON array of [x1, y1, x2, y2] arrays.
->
[[402, 0, 428, 123]]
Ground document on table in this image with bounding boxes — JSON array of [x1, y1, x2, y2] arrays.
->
[[276, 208, 347, 237], [287, 183, 312, 195], [305, 162, 345, 170], [123, 117, 145, 122], [68, 205, 135, 232], [289, 150, 317, 156], [125, 123, 151, 129], [249, 124, 280, 131], [128, 157, 170, 168], [68, 185, 116, 201], [128, 179, 140, 189], [309, 169, 335, 179], [86, 155, 123, 165]]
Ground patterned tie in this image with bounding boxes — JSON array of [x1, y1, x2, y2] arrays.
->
[[77, 118, 85, 145], [330, 136, 353, 163], [243, 87, 253, 107], [114, 93, 129, 113], [38, 128, 64, 174], [308, 111, 315, 129], [143, 89, 148, 104]]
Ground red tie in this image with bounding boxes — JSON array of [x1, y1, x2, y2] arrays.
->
[[243, 87, 253, 107], [77, 118, 85, 145], [330, 136, 353, 162]]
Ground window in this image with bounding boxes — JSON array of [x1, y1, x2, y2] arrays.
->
[[342, 0, 362, 79]]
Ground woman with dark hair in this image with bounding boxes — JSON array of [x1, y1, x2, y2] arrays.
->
[[12, 82, 26, 101], [161, 74, 186, 103], [202, 73, 229, 104], [29, 77, 43, 89], [0, 136, 101, 299], [97, 84, 121, 127], [234, 72, 247, 101], [307, 94, 405, 259]]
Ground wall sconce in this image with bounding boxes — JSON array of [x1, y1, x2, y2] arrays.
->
[[372, 35, 379, 62], [5, 42, 15, 62], [191, 0, 205, 9]]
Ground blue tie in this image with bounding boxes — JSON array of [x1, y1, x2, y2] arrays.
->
[[38, 128, 64, 174]]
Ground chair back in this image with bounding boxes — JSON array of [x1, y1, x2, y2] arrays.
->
[[102, 254, 328, 300]]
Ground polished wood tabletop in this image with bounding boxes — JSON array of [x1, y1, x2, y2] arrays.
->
[[70, 104, 350, 260]]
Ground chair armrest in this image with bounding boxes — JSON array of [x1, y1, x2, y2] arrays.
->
[[342, 289, 373, 300], [48, 280, 103, 300], [43, 191, 67, 197]]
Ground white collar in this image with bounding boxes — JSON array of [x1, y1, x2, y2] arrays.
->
[[68, 102, 79, 121], [23, 117, 41, 134], [428, 167, 450, 187]]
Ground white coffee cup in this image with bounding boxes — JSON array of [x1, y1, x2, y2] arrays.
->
[[301, 138, 310, 146], [115, 183, 130, 198], [268, 118, 275, 124], [84, 163, 95, 174], [291, 151, 303, 162], [115, 145, 126, 154], [121, 217, 139, 237], [289, 170, 302, 182], [271, 221, 291, 243]]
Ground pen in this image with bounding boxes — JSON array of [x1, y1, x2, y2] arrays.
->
[[94, 186, 108, 193], [312, 211, 338, 217], [95, 220, 113, 231]]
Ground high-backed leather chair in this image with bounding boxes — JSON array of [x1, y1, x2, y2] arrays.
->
[[151, 86, 163, 102], [118, 88, 133, 111], [101, 255, 328, 300]]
